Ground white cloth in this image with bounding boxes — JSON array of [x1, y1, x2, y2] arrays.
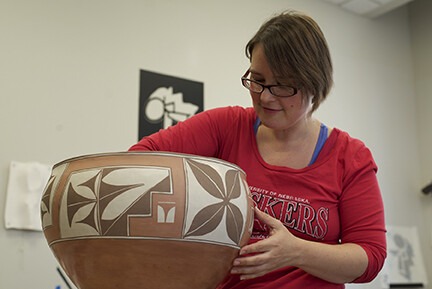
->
[[4, 161, 52, 231]]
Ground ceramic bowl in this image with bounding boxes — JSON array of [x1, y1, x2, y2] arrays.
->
[[41, 152, 254, 289]]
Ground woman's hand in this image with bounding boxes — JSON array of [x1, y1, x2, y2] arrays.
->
[[230, 207, 302, 280], [230, 208, 369, 283]]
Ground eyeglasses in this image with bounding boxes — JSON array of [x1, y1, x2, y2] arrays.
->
[[241, 70, 298, 97]]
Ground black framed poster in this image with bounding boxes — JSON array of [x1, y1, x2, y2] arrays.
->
[[138, 69, 204, 140]]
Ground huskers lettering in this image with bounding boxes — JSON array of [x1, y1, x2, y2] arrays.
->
[[251, 189, 329, 240]]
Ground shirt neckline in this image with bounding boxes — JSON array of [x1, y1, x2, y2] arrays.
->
[[251, 116, 337, 171]]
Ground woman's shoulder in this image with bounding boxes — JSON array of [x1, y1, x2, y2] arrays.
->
[[329, 128, 377, 171], [331, 128, 370, 152]]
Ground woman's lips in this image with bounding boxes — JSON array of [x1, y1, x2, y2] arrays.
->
[[262, 107, 282, 113]]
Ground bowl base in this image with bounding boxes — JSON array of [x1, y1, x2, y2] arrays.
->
[[51, 238, 238, 289]]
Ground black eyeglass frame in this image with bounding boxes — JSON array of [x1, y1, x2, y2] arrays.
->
[[241, 70, 298, 97]]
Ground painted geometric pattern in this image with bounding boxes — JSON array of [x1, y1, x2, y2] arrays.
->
[[59, 166, 172, 239], [183, 158, 249, 247], [41, 163, 68, 229], [157, 202, 176, 223]]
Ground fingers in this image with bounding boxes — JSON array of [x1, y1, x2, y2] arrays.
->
[[254, 207, 284, 233], [232, 238, 281, 280], [231, 265, 267, 280], [230, 208, 295, 280], [239, 209, 289, 256], [231, 253, 271, 280], [239, 234, 273, 255]]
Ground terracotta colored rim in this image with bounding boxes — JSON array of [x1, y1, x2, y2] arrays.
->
[[53, 151, 246, 175]]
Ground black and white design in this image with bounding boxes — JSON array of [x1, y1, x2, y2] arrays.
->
[[139, 70, 203, 139]]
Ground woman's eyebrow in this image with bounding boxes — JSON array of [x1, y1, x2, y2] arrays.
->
[[249, 69, 296, 85], [248, 69, 262, 77]]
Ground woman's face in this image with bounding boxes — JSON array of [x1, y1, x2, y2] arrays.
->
[[249, 44, 313, 132]]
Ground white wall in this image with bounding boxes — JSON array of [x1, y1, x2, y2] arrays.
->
[[409, 0, 432, 285], [0, 0, 429, 288]]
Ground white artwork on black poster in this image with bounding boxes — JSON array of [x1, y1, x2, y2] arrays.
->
[[139, 70, 204, 139]]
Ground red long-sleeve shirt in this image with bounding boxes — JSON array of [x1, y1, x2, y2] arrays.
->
[[129, 106, 387, 288]]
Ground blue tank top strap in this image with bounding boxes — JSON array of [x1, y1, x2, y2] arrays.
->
[[309, 123, 328, 166], [254, 117, 261, 134]]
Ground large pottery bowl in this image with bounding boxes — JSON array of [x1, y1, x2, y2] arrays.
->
[[40, 152, 254, 289]]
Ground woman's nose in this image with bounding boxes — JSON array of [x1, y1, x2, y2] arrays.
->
[[260, 87, 277, 102]]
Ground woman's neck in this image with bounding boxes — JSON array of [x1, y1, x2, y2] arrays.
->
[[256, 117, 322, 169], [262, 116, 320, 145]]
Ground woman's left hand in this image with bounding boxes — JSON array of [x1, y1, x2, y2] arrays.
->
[[230, 207, 302, 280]]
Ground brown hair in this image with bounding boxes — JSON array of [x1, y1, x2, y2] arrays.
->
[[246, 10, 333, 111]]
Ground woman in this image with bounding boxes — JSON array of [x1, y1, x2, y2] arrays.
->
[[130, 10, 386, 288]]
